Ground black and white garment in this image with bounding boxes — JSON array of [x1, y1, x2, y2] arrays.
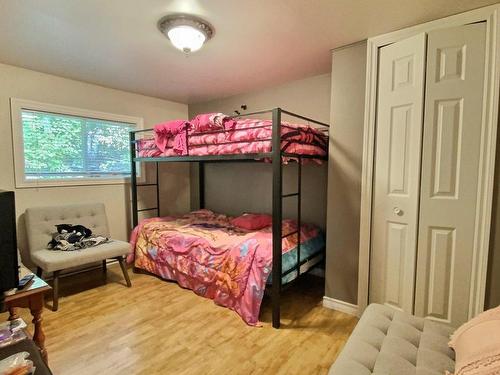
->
[[47, 224, 109, 251]]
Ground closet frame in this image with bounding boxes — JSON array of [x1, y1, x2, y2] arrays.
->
[[358, 4, 500, 317]]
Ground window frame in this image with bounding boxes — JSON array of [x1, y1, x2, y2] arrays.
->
[[10, 98, 144, 188]]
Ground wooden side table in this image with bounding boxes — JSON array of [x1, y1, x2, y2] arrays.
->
[[4, 274, 51, 364]]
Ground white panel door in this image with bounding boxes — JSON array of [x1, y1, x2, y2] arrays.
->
[[369, 33, 427, 312], [414, 23, 486, 326]]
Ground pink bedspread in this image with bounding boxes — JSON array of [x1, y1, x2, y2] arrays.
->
[[127, 210, 321, 326], [136, 118, 327, 163]]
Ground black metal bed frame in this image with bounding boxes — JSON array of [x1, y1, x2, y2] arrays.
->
[[129, 107, 329, 328]]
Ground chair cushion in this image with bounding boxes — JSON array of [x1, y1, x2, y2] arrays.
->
[[25, 203, 110, 255], [329, 304, 455, 375], [31, 240, 129, 272]]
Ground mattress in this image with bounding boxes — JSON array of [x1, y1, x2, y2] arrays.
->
[[268, 232, 325, 285], [127, 209, 325, 325], [136, 118, 328, 162]]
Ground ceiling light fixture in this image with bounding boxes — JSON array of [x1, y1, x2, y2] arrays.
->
[[158, 14, 214, 54]]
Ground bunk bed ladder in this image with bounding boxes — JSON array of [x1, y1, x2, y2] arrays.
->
[[136, 163, 160, 217], [272, 108, 303, 329], [130, 131, 138, 227], [130, 131, 160, 227], [271, 108, 282, 329], [296, 159, 302, 280], [280, 161, 302, 276]]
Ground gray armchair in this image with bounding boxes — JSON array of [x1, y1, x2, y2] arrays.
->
[[25, 203, 131, 311]]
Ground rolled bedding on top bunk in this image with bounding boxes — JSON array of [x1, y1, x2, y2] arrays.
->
[[136, 112, 328, 163], [127, 209, 325, 326]]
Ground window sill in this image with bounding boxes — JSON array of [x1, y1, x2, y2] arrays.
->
[[14, 176, 143, 189]]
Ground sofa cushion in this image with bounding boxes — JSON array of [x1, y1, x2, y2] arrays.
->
[[329, 304, 455, 375], [31, 240, 129, 272], [25, 203, 110, 254]]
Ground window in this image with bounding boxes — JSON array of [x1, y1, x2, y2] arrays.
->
[[11, 99, 143, 187]]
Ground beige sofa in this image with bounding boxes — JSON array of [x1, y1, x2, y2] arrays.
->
[[25, 203, 131, 311], [329, 304, 455, 375]]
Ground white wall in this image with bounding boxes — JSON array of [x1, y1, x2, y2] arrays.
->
[[486, 117, 500, 309], [325, 42, 367, 304], [0, 63, 189, 267], [188, 74, 331, 229]]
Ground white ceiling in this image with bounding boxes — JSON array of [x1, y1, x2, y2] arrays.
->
[[0, 0, 497, 104]]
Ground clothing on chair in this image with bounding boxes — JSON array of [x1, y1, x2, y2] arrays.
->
[[47, 224, 109, 251]]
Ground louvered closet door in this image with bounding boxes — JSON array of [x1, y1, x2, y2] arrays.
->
[[414, 23, 486, 327], [369, 33, 427, 312]]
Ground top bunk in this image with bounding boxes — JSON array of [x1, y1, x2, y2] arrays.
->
[[130, 108, 330, 164]]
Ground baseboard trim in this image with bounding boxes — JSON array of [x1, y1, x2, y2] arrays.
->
[[323, 296, 359, 317]]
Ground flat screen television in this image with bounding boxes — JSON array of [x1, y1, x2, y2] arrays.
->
[[0, 190, 19, 293]]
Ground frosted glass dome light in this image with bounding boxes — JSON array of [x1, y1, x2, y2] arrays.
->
[[167, 25, 206, 53], [158, 14, 214, 54]]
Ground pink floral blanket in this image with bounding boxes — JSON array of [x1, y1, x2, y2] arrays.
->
[[127, 210, 320, 325], [137, 118, 327, 163]]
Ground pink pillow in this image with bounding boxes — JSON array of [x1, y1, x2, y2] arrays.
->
[[231, 213, 272, 230], [448, 305, 500, 374], [191, 113, 236, 132]]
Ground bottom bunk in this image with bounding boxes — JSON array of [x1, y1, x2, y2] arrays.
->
[[127, 209, 325, 326]]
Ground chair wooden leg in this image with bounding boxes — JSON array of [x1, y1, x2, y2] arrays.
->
[[52, 271, 60, 312], [36, 267, 43, 278], [117, 256, 131, 287]]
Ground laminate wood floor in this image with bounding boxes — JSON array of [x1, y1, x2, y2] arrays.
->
[[1, 264, 357, 375]]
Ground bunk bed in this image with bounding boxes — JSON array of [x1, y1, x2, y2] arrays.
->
[[128, 108, 329, 328]]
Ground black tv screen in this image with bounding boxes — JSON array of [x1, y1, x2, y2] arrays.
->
[[0, 190, 19, 292]]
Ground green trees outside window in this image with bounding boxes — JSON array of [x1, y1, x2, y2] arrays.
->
[[21, 110, 133, 180]]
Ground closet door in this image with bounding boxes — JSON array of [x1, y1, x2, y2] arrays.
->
[[369, 33, 426, 312], [414, 23, 486, 326]]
